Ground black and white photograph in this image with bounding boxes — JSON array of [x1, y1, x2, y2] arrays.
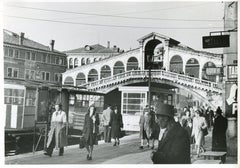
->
[[2, 0, 238, 165]]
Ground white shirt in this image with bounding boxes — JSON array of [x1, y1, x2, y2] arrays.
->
[[51, 110, 67, 123], [158, 128, 167, 141]]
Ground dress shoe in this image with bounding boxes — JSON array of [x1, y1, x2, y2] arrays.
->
[[44, 152, 52, 157], [139, 146, 143, 149]]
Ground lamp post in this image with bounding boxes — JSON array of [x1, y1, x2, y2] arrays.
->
[[147, 55, 154, 112]]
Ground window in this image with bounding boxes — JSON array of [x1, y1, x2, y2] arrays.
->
[[14, 50, 19, 58], [26, 52, 31, 60], [55, 56, 59, 65], [59, 58, 63, 65], [4, 47, 8, 57], [31, 53, 36, 61], [46, 72, 50, 81], [42, 54, 47, 63], [25, 89, 36, 106], [228, 65, 238, 79], [4, 88, 24, 105], [7, 68, 18, 78], [7, 68, 13, 77], [47, 55, 51, 63], [9, 48, 13, 57], [41, 71, 45, 80], [122, 93, 146, 115], [55, 73, 59, 82], [25, 69, 35, 80]]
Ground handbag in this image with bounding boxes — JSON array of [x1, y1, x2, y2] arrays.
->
[[201, 128, 208, 136], [79, 136, 86, 149]]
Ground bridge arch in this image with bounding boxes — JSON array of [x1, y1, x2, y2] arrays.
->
[[86, 58, 91, 64], [101, 65, 111, 79], [185, 58, 200, 78], [88, 69, 98, 82], [170, 55, 183, 73], [76, 72, 86, 86], [127, 57, 139, 71], [202, 61, 217, 82], [113, 61, 125, 75], [64, 76, 74, 86], [81, 58, 85, 65]]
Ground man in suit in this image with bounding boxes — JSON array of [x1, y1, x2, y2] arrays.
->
[[102, 104, 112, 143], [150, 103, 190, 164]]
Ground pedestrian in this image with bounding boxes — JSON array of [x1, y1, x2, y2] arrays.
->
[[149, 107, 159, 150], [102, 104, 112, 143], [139, 106, 150, 149], [44, 103, 67, 157], [150, 103, 190, 164], [191, 109, 207, 157], [109, 106, 123, 146], [212, 107, 228, 152], [82, 105, 100, 160]]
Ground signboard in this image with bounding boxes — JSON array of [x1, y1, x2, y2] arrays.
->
[[228, 65, 238, 79], [202, 35, 230, 48], [206, 67, 221, 75]]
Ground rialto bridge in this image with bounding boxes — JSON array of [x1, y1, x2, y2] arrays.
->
[[63, 32, 223, 130]]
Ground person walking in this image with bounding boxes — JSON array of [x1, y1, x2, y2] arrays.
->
[[44, 103, 67, 157], [82, 105, 100, 160], [149, 107, 159, 150], [109, 106, 123, 146], [102, 104, 112, 143], [139, 106, 150, 149], [150, 103, 190, 164], [191, 109, 208, 157], [212, 107, 228, 152]]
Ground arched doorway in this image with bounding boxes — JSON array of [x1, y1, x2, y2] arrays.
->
[[127, 57, 139, 71], [170, 55, 183, 73], [88, 69, 98, 82], [100, 65, 111, 79], [202, 62, 217, 82], [144, 39, 163, 69], [113, 61, 125, 75], [76, 73, 86, 86], [64, 76, 74, 86], [185, 58, 200, 78]]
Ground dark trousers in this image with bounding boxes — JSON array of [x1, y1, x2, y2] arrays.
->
[[46, 131, 64, 155], [103, 126, 111, 143]]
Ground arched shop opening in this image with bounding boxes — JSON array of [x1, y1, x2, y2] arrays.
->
[[185, 58, 200, 78], [170, 55, 183, 73], [127, 57, 139, 71], [88, 69, 98, 82], [202, 62, 217, 82], [100, 65, 111, 79], [76, 72, 86, 86], [113, 61, 125, 75], [64, 76, 74, 86]]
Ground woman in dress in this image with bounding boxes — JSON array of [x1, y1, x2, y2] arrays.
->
[[191, 110, 207, 157], [82, 105, 100, 160], [109, 106, 123, 146]]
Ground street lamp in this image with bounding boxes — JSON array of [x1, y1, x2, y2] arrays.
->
[[147, 55, 154, 112]]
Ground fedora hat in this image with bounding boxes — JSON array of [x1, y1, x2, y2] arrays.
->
[[155, 102, 174, 118]]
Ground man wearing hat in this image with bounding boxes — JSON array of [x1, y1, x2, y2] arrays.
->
[[44, 103, 67, 157], [212, 107, 228, 152], [150, 103, 190, 164]]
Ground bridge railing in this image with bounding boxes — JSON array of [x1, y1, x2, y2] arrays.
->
[[80, 70, 222, 93]]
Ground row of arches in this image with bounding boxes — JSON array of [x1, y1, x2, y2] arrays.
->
[[169, 55, 217, 81], [68, 57, 103, 69], [65, 57, 139, 85]]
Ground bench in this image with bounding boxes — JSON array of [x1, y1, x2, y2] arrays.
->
[[193, 160, 222, 164], [200, 151, 227, 163]]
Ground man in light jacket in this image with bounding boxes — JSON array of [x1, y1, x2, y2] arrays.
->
[[102, 104, 112, 143], [44, 103, 67, 157]]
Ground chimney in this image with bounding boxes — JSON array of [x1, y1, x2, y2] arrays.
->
[[19, 32, 24, 45], [50, 40, 55, 51], [107, 41, 110, 48]]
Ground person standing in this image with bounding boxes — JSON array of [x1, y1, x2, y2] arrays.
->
[[149, 107, 159, 150], [150, 103, 190, 164], [139, 106, 150, 149], [82, 105, 100, 160], [102, 104, 112, 143], [212, 107, 228, 152], [44, 103, 67, 157], [109, 106, 123, 146], [191, 110, 208, 157]]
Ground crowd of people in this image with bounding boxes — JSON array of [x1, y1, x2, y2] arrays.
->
[[43, 102, 228, 164]]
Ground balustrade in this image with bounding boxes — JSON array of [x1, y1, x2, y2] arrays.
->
[[77, 70, 222, 93]]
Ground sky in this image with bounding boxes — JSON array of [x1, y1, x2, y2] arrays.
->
[[3, 1, 226, 53]]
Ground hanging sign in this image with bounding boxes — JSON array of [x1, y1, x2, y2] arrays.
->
[[202, 35, 230, 48]]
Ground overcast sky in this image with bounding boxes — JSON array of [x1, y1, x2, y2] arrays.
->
[[3, 1, 225, 53]]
